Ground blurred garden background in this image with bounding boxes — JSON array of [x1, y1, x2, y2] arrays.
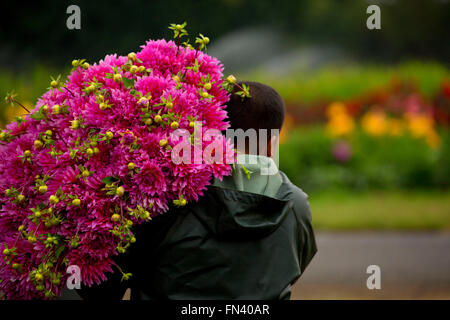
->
[[1, 0, 449, 299]]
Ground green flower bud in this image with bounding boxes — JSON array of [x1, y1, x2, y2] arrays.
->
[[113, 74, 122, 83], [34, 140, 43, 149], [170, 121, 179, 130], [70, 120, 79, 130], [204, 83, 212, 90], [49, 195, 59, 205], [38, 185, 48, 194], [130, 65, 138, 74], [128, 52, 137, 62], [127, 162, 135, 170], [159, 139, 168, 147], [226, 75, 236, 84], [106, 131, 114, 139], [52, 104, 60, 115], [111, 214, 121, 222], [86, 148, 94, 156], [154, 115, 162, 124], [72, 198, 81, 206], [116, 186, 125, 197]]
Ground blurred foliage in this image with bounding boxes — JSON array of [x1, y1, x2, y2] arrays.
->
[[280, 126, 450, 193], [309, 190, 450, 230], [246, 61, 449, 103], [1, 0, 449, 70]]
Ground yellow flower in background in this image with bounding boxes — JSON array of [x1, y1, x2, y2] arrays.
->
[[406, 113, 434, 138], [425, 130, 441, 149], [279, 112, 293, 144], [405, 113, 441, 149], [386, 119, 405, 136], [326, 102, 355, 137], [361, 110, 387, 136], [326, 102, 347, 118]]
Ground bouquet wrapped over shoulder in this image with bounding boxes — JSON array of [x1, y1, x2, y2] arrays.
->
[[0, 23, 245, 299]]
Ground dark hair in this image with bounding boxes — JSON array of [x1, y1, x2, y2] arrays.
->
[[225, 81, 285, 145]]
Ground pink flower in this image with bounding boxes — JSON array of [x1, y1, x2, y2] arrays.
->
[[0, 39, 234, 299]]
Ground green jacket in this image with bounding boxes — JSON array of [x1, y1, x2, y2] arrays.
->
[[77, 157, 317, 300]]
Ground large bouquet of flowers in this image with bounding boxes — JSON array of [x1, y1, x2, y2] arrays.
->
[[0, 23, 246, 299]]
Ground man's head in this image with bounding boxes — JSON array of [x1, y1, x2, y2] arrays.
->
[[225, 81, 285, 158]]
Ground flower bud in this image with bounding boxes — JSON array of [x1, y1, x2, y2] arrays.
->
[[49, 195, 59, 205], [127, 162, 135, 170], [113, 74, 122, 83], [130, 65, 138, 74], [70, 120, 79, 130], [38, 185, 48, 194], [204, 83, 212, 90], [24, 150, 31, 157], [154, 115, 162, 124], [82, 170, 90, 177], [34, 140, 43, 149], [111, 214, 121, 222], [128, 52, 137, 62], [86, 148, 94, 156], [226, 75, 236, 84], [159, 139, 168, 147], [106, 131, 114, 139], [116, 186, 125, 197], [170, 121, 179, 130], [52, 104, 60, 115]]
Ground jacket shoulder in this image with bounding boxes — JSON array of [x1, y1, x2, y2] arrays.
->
[[277, 171, 312, 221]]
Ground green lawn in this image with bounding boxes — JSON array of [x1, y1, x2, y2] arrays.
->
[[308, 190, 450, 230]]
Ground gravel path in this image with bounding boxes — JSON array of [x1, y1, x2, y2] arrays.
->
[[292, 231, 450, 299]]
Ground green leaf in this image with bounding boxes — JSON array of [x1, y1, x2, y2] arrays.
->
[[101, 176, 119, 184], [55, 244, 65, 259], [30, 112, 45, 121], [122, 77, 135, 89]]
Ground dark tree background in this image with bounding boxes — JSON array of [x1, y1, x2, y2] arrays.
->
[[0, 0, 449, 70]]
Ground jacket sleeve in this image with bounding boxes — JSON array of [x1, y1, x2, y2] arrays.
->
[[292, 190, 317, 274]]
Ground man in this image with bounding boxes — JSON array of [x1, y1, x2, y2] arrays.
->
[[77, 81, 317, 300]]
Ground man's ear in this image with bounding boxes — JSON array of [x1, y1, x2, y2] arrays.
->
[[267, 135, 278, 158]]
